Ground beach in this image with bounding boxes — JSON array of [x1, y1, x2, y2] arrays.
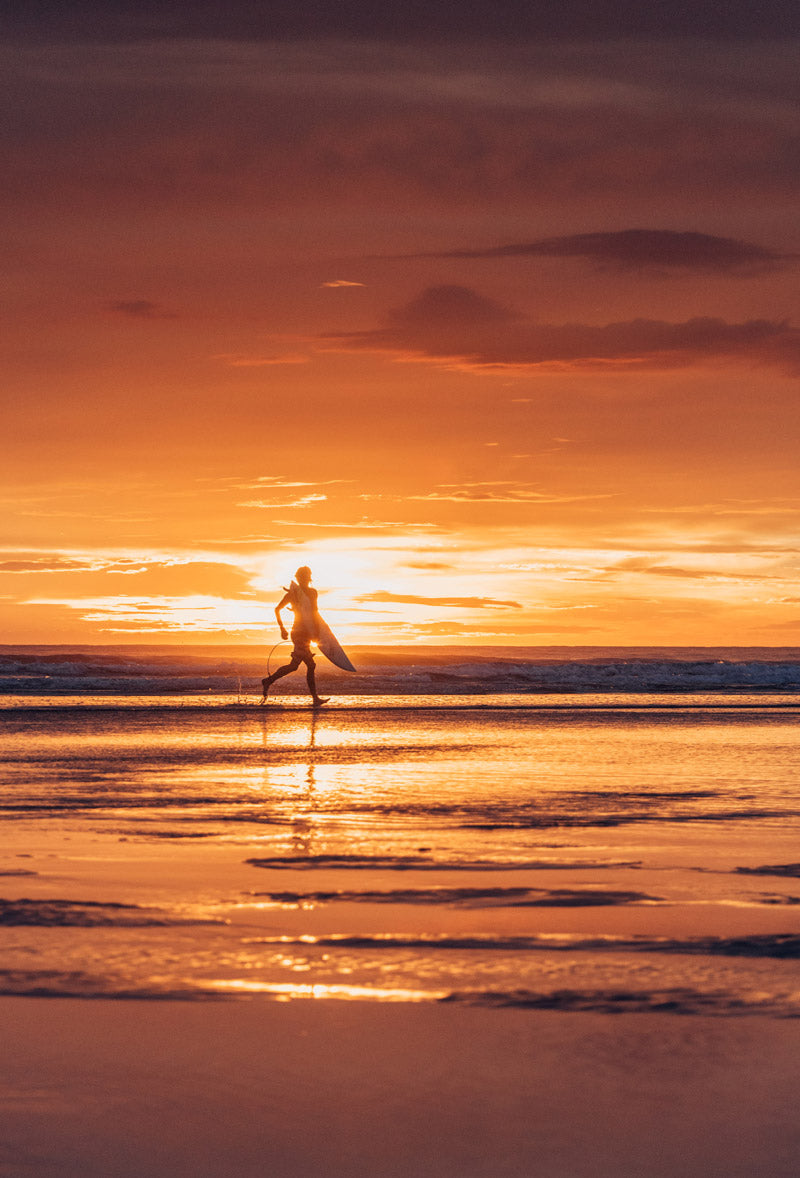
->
[[5, 1001, 800, 1178], [2, 647, 800, 1175]]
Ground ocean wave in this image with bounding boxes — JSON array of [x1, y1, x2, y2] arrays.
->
[[4, 645, 800, 696]]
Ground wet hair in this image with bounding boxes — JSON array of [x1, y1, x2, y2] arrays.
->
[[296, 565, 312, 581]]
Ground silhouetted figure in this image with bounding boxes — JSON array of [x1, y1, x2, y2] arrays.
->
[[261, 566, 329, 706]]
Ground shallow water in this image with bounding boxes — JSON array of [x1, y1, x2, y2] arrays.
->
[[2, 693, 800, 1010]]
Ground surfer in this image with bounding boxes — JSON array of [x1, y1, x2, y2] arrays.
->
[[261, 566, 329, 706]]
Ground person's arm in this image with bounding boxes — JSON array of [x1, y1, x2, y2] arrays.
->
[[274, 591, 291, 640]]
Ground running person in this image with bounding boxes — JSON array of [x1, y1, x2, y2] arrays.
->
[[261, 566, 329, 705]]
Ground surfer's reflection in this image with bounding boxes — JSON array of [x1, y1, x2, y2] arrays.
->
[[289, 711, 318, 856], [256, 708, 320, 855], [305, 709, 318, 790]]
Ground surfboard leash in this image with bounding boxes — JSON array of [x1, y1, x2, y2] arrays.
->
[[266, 640, 289, 677]]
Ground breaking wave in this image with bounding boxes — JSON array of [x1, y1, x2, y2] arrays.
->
[[4, 644, 800, 696]]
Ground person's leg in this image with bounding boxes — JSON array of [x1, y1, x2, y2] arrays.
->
[[303, 652, 317, 697], [301, 652, 328, 705], [262, 653, 301, 697]]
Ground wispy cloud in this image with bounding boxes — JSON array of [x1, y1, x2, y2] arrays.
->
[[236, 477, 352, 491], [357, 591, 522, 609], [238, 494, 328, 509], [603, 555, 786, 583], [411, 481, 613, 504], [8, 4, 800, 42], [382, 619, 602, 638], [270, 518, 440, 531], [8, 40, 800, 219], [642, 498, 800, 517], [0, 549, 260, 600], [213, 352, 309, 367], [27, 594, 266, 634], [0, 555, 148, 574], [321, 279, 365, 288]]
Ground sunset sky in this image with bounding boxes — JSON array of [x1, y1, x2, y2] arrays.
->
[[3, 2, 800, 646]]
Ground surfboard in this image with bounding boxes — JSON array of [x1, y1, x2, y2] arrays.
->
[[316, 618, 356, 672], [288, 580, 356, 673]]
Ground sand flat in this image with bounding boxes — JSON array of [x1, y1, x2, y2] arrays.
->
[[3, 998, 800, 1178]]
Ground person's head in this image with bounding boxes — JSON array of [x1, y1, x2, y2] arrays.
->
[[296, 565, 312, 586]]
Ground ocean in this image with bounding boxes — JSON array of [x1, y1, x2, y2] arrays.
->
[[2, 644, 800, 1012], [4, 643, 800, 696]]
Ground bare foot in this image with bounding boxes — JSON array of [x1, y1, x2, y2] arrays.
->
[[312, 696, 330, 707]]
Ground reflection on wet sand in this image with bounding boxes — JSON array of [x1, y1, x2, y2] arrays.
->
[[1, 697, 800, 1009]]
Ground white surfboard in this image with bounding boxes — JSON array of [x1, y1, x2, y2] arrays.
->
[[316, 618, 357, 672], [288, 581, 356, 673]]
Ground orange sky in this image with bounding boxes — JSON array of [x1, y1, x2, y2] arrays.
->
[[3, 10, 800, 645]]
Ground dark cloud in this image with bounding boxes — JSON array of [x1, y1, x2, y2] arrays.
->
[[424, 230, 794, 275], [109, 300, 174, 318], [389, 286, 517, 328], [4, 1, 800, 42], [357, 591, 522, 609], [325, 284, 800, 373]]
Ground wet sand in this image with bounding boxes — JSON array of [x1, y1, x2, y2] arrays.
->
[[3, 998, 800, 1178], [3, 694, 800, 1174]]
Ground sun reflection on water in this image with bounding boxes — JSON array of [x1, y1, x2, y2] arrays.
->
[[205, 980, 444, 1001], [4, 697, 800, 1007]]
